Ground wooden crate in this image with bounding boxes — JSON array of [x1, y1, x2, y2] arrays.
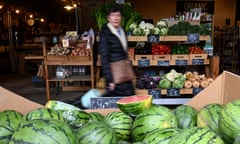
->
[[153, 54, 171, 61], [189, 54, 208, 65], [68, 55, 91, 62], [46, 55, 68, 61], [189, 54, 208, 60], [135, 54, 153, 61], [171, 54, 189, 65]]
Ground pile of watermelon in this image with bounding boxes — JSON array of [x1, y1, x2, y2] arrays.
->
[[2, 96, 240, 143]]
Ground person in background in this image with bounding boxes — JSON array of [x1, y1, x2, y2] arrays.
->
[[98, 4, 135, 97]]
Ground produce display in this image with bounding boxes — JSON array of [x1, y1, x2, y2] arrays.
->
[[2, 98, 240, 143], [158, 69, 186, 89], [184, 71, 214, 89]]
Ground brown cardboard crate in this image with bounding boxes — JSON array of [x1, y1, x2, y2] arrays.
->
[[68, 55, 91, 62], [46, 55, 68, 61], [186, 71, 240, 110]]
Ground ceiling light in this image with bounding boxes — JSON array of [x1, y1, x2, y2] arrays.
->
[[40, 18, 45, 22], [15, 9, 20, 14], [29, 14, 33, 18], [0, 5, 3, 9], [64, 5, 74, 10]]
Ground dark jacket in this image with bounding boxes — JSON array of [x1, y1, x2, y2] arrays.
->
[[98, 23, 135, 96]]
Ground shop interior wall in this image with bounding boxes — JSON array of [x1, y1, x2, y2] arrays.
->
[[134, 0, 236, 28]]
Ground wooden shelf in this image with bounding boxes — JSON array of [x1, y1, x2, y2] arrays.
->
[[44, 40, 94, 100], [135, 88, 194, 95], [127, 35, 211, 42], [48, 75, 91, 82]]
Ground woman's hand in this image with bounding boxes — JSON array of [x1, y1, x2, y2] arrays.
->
[[108, 83, 115, 91]]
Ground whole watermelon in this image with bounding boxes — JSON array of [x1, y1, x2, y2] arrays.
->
[[9, 119, 75, 144], [143, 127, 180, 144], [75, 121, 118, 144], [89, 112, 104, 122], [60, 110, 90, 131], [169, 127, 225, 144], [197, 103, 223, 136], [132, 105, 177, 142], [0, 110, 23, 130], [0, 110, 23, 144], [0, 124, 15, 144], [174, 105, 198, 129], [24, 107, 65, 122], [219, 99, 240, 143], [105, 111, 133, 141]]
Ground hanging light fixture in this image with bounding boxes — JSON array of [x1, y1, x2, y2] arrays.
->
[[64, 5, 74, 10]]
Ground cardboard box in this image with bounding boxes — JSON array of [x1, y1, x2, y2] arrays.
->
[[0, 71, 239, 115]]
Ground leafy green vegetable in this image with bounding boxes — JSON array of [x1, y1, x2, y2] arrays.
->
[[159, 79, 171, 89]]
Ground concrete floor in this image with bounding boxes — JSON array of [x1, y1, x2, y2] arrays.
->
[[0, 73, 85, 106]]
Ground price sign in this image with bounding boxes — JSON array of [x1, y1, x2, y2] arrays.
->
[[157, 60, 170, 66], [175, 60, 188, 66], [147, 34, 160, 43], [148, 89, 161, 99], [192, 88, 203, 95], [90, 97, 123, 109], [192, 59, 204, 65], [167, 88, 180, 96], [138, 59, 150, 67], [187, 33, 200, 43]]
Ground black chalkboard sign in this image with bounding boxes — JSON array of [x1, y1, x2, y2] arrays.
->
[[148, 89, 161, 99], [192, 88, 203, 95], [138, 59, 150, 67], [175, 60, 188, 66], [187, 33, 200, 43], [157, 60, 170, 66], [167, 88, 180, 96], [90, 97, 123, 109], [192, 59, 204, 65], [147, 34, 160, 43]]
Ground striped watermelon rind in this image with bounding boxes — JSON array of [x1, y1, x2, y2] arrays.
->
[[143, 127, 181, 144], [174, 105, 198, 129], [132, 105, 178, 142], [75, 121, 118, 144], [24, 107, 65, 122], [89, 112, 104, 122], [169, 127, 225, 144], [219, 99, 240, 143], [105, 111, 133, 141], [0, 124, 15, 144], [116, 95, 152, 116], [45, 100, 81, 111], [197, 103, 223, 136], [9, 119, 75, 144], [0, 110, 23, 130], [60, 110, 90, 131]]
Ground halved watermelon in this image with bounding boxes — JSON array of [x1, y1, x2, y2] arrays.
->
[[116, 95, 152, 116]]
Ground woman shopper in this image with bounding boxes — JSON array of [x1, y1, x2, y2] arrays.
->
[[98, 4, 135, 97]]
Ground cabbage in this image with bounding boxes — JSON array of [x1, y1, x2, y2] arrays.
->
[[172, 77, 185, 88], [159, 79, 171, 89]]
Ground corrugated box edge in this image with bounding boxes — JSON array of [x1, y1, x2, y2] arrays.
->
[[0, 87, 43, 114]]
